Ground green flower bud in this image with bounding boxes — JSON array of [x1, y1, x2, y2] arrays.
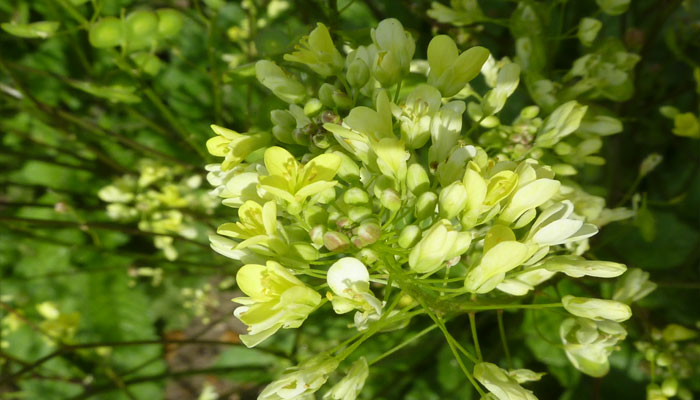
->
[[130, 52, 163, 76], [596, 0, 630, 15], [354, 221, 381, 247], [415, 191, 438, 220], [292, 242, 319, 261], [578, 18, 602, 47], [639, 153, 663, 177], [439, 181, 467, 219], [309, 225, 326, 247], [332, 90, 353, 110], [348, 206, 372, 222], [347, 58, 370, 88], [672, 112, 700, 139], [334, 151, 361, 182], [270, 109, 296, 144], [324, 230, 351, 252], [398, 225, 421, 248], [304, 98, 323, 116], [656, 352, 672, 367], [125, 10, 159, 51], [427, 35, 490, 97], [357, 248, 379, 264], [562, 295, 632, 322], [344, 188, 370, 205], [464, 241, 529, 293], [409, 220, 471, 274], [661, 378, 678, 397], [89, 17, 124, 48], [407, 163, 430, 195], [255, 60, 306, 104], [380, 188, 401, 212], [319, 83, 336, 108], [661, 324, 697, 342], [156, 8, 184, 39]]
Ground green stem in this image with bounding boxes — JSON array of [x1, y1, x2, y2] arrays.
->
[[469, 313, 483, 362], [497, 310, 512, 370], [369, 324, 438, 366]]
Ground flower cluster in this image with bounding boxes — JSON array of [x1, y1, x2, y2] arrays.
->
[[99, 159, 217, 260], [206, 19, 636, 399]]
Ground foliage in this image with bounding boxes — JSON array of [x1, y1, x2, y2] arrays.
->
[[1, 0, 699, 399]]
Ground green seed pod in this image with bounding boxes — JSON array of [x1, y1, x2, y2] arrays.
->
[[156, 8, 184, 39], [89, 17, 124, 48]]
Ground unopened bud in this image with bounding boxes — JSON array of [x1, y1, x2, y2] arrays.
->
[[407, 163, 430, 195], [398, 225, 421, 248], [348, 206, 372, 222], [347, 58, 370, 88], [310, 225, 326, 246], [304, 98, 323, 116], [344, 188, 370, 205], [439, 182, 467, 219], [415, 191, 438, 220], [324, 230, 351, 252], [380, 188, 401, 211], [332, 90, 353, 110]]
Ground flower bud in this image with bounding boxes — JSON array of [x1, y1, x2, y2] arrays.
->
[[357, 248, 378, 264], [439, 182, 467, 219], [319, 83, 336, 108], [356, 221, 381, 245], [407, 163, 430, 195], [661, 378, 678, 397], [639, 153, 663, 177], [370, 19, 415, 87], [125, 10, 159, 51], [578, 18, 602, 47], [292, 243, 319, 261], [562, 295, 632, 322], [344, 187, 370, 205], [89, 17, 124, 48], [380, 188, 401, 212], [535, 101, 588, 148], [156, 8, 184, 39], [324, 230, 350, 252], [414, 191, 438, 220], [398, 225, 421, 248], [596, 0, 630, 15], [347, 58, 370, 89], [672, 112, 700, 138], [304, 98, 323, 116], [332, 90, 353, 110], [348, 206, 372, 222], [309, 225, 326, 247], [661, 324, 697, 342], [270, 109, 296, 144]]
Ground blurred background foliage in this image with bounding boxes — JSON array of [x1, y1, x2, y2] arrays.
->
[[0, 0, 698, 399]]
